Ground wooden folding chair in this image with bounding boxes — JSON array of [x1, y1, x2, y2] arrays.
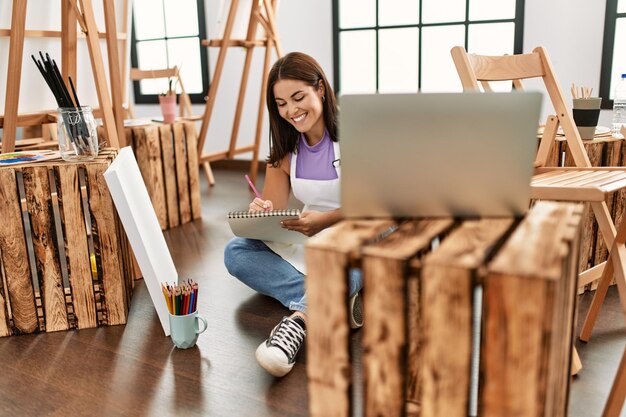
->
[[602, 343, 626, 417], [127, 66, 198, 120], [450, 46, 626, 344]]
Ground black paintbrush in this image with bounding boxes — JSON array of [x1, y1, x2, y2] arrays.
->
[[68, 76, 81, 108], [47, 53, 74, 107]]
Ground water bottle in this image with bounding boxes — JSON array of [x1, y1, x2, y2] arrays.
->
[[612, 73, 626, 137]]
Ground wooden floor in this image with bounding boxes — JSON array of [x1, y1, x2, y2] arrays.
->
[[0, 167, 624, 417]]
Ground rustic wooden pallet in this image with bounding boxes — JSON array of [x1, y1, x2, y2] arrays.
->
[[0, 149, 134, 336], [101, 122, 201, 230], [306, 201, 583, 417]]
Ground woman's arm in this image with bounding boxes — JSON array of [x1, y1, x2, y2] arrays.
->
[[249, 155, 291, 211]]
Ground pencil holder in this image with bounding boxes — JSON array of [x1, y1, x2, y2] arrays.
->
[[158, 95, 177, 124], [169, 311, 207, 349], [57, 106, 99, 161], [572, 97, 602, 140]]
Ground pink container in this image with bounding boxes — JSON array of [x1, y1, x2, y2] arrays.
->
[[159, 95, 177, 124]]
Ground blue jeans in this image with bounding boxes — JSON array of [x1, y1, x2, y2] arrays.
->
[[224, 237, 362, 313]]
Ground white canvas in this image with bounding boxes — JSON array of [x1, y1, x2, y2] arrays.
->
[[103, 147, 175, 336]]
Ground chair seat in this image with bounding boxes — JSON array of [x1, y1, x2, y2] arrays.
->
[[531, 169, 626, 201]]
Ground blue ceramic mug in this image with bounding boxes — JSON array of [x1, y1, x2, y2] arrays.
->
[[169, 311, 207, 349]]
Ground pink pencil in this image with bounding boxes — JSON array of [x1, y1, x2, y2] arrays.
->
[[245, 174, 262, 199]]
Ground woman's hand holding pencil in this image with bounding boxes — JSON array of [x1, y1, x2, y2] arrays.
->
[[245, 174, 273, 212], [161, 279, 199, 316]]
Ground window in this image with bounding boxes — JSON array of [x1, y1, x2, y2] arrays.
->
[[333, 0, 525, 94], [600, 0, 626, 109], [130, 0, 208, 104]]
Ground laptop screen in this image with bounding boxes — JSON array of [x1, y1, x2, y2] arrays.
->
[[339, 92, 542, 218]]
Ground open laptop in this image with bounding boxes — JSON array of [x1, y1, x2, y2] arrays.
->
[[339, 92, 542, 218]]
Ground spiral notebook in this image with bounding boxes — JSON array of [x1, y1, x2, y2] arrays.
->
[[227, 209, 306, 244]]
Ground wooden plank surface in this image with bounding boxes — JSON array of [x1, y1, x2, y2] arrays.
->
[[23, 167, 69, 332], [406, 261, 421, 417], [133, 126, 167, 229], [548, 207, 581, 415], [361, 220, 452, 417], [86, 163, 128, 326], [173, 123, 191, 224], [421, 218, 514, 417], [483, 201, 583, 417], [184, 123, 202, 220], [481, 268, 552, 417], [362, 256, 406, 417], [160, 125, 180, 228], [490, 202, 584, 279], [306, 248, 351, 417], [55, 165, 97, 329], [146, 126, 167, 228], [0, 253, 11, 336], [306, 220, 396, 417], [0, 169, 38, 334]]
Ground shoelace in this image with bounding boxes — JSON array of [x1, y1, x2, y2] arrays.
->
[[352, 294, 363, 325], [268, 318, 306, 361]]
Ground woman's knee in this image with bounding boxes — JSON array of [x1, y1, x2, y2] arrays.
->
[[224, 238, 244, 275], [224, 237, 262, 277]]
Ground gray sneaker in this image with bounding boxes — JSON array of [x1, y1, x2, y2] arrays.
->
[[349, 291, 363, 329], [255, 316, 306, 377]]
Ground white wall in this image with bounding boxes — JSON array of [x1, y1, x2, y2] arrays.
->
[[523, 0, 612, 125], [1, 1, 616, 155]]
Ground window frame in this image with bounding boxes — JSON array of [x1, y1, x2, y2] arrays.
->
[[130, 0, 209, 105], [332, 0, 525, 94], [599, 0, 623, 109]]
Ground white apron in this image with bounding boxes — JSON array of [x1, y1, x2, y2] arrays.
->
[[264, 141, 341, 274]]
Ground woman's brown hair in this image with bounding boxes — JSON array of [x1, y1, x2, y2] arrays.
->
[[266, 52, 338, 166]]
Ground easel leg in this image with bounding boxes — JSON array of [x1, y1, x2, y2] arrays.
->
[[197, 0, 240, 153], [203, 162, 215, 186], [249, 37, 274, 185], [228, 47, 255, 159], [61, 0, 77, 82], [79, 0, 120, 148], [197, 0, 282, 187], [103, 0, 126, 147], [3, 0, 28, 153]]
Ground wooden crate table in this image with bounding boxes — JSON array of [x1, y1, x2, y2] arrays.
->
[[0, 149, 134, 336], [100, 121, 201, 230], [306, 201, 583, 417]]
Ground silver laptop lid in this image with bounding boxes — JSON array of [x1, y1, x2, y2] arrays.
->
[[339, 92, 542, 218]]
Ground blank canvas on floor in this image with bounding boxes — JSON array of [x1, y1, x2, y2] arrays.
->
[[104, 146, 176, 336]]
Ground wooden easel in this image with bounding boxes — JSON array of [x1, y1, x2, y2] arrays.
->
[[1, 0, 127, 153], [197, 0, 282, 186]]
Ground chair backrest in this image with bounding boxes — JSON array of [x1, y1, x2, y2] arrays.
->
[[451, 46, 592, 168], [128, 66, 193, 118]]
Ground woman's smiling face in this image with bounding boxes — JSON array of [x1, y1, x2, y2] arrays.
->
[[273, 78, 325, 143]]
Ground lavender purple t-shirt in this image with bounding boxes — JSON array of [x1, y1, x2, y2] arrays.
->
[[294, 130, 338, 180]]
